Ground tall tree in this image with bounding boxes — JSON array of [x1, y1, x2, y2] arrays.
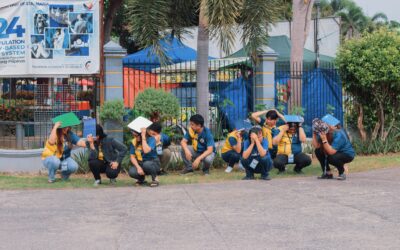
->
[[104, 0, 124, 43], [289, 0, 314, 110], [126, 0, 282, 123]]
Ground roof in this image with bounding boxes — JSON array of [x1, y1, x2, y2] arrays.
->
[[227, 35, 334, 63]]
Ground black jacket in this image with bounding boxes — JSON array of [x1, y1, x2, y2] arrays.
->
[[87, 137, 127, 163]]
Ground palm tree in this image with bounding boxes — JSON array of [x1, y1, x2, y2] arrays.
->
[[125, 0, 282, 123], [337, 2, 367, 39]]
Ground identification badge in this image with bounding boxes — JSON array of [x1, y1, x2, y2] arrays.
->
[[61, 161, 68, 171], [156, 145, 163, 155], [249, 159, 259, 169], [288, 154, 294, 164]]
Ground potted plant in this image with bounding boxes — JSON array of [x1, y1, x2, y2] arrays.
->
[[99, 99, 126, 142]]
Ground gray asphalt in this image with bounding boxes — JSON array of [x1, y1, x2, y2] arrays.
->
[[1, 168, 400, 250]]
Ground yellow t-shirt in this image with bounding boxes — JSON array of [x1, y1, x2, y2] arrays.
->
[[221, 131, 240, 154], [131, 138, 143, 161], [41, 140, 63, 160]]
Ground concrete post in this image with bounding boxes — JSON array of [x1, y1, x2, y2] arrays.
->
[[254, 47, 279, 109], [102, 41, 127, 142]]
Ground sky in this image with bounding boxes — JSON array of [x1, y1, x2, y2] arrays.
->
[[352, 0, 400, 22]]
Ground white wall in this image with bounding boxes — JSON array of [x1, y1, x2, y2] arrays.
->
[[181, 17, 340, 58]]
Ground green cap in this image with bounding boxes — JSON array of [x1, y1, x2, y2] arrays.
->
[[52, 112, 81, 128]]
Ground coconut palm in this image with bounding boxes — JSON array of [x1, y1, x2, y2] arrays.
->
[[125, 0, 282, 122]]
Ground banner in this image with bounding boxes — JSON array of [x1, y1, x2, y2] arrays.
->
[[0, 0, 100, 76]]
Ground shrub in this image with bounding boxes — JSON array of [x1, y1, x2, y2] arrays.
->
[[72, 150, 90, 174], [133, 88, 180, 121], [99, 99, 126, 123], [352, 133, 400, 155]]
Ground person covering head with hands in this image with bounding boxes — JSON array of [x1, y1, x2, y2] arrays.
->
[[128, 127, 161, 187], [250, 109, 285, 159], [180, 114, 216, 175], [221, 121, 248, 173], [272, 115, 311, 174], [241, 126, 272, 180], [312, 115, 355, 180], [86, 124, 127, 186], [41, 113, 87, 183], [147, 122, 172, 175]]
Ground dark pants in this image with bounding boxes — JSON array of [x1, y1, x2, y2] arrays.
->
[[88, 159, 120, 180], [221, 150, 241, 167], [315, 148, 354, 175], [273, 153, 312, 172], [241, 156, 272, 178], [128, 158, 161, 182]]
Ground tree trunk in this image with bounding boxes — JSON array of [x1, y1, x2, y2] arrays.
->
[[289, 0, 314, 111], [196, 2, 210, 125], [357, 104, 367, 141], [378, 100, 385, 141], [104, 0, 123, 43]]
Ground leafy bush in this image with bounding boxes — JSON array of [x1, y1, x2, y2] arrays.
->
[[1, 91, 34, 100], [352, 133, 400, 155], [72, 150, 90, 174], [133, 88, 180, 121], [99, 99, 126, 123], [0, 106, 34, 121]]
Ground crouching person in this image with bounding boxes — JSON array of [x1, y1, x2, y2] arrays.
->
[[42, 120, 86, 183], [128, 128, 160, 187], [147, 122, 172, 175], [87, 124, 127, 186], [221, 125, 246, 173], [241, 126, 272, 180], [180, 114, 216, 175]]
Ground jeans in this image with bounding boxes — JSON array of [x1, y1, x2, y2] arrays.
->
[[42, 156, 78, 181], [180, 146, 215, 173], [273, 153, 312, 172], [88, 159, 120, 180], [315, 148, 354, 175], [241, 156, 272, 178], [221, 150, 241, 167], [128, 158, 161, 182]]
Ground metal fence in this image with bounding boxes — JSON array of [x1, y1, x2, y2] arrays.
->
[[0, 76, 99, 149], [123, 58, 255, 139]]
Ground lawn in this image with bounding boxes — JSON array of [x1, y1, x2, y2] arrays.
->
[[0, 154, 399, 189]]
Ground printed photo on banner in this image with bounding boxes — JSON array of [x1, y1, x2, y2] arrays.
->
[[69, 13, 93, 34], [33, 13, 48, 34], [49, 4, 73, 28], [45, 28, 70, 49], [66, 34, 89, 56], [31, 35, 53, 59]]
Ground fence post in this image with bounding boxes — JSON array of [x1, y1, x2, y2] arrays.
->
[[103, 41, 127, 101], [16, 123, 24, 150], [103, 41, 127, 143], [255, 47, 278, 110]]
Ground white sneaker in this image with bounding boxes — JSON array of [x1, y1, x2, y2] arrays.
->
[[225, 166, 233, 173], [93, 179, 101, 186]]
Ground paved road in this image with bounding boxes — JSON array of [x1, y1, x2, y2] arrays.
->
[[1, 168, 400, 250]]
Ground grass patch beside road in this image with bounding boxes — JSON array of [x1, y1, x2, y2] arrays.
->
[[0, 154, 399, 189]]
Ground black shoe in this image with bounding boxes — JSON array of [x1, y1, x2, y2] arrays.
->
[[135, 180, 147, 186], [158, 169, 168, 176], [337, 173, 346, 180], [242, 176, 255, 180], [294, 168, 304, 174], [318, 173, 333, 179], [260, 176, 271, 181], [277, 169, 286, 175], [180, 169, 194, 175]]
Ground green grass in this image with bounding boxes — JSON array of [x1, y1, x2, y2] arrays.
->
[[1, 154, 399, 189]]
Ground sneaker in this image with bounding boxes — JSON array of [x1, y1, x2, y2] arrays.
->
[[135, 180, 147, 186], [337, 173, 346, 180], [110, 178, 117, 185], [318, 173, 333, 179], [180, 169, 194, 175], [202, 170, 210, 176], [260, 176, 271, 181], [150, 180, 159, 187], [93, 179, 101, 186], [225, 166, 233, 173], [48, 179, 55, 184], [242, 176, 255, 180]]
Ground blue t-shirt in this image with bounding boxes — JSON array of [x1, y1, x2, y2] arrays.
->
[[160, 133, 171, 148], [129, 137, 158, 161], [331, 129, 355, 158], [243, 138, 270, 160], [63, 131, 80, 159], [228, 137, 238, 147], [183, 127, 216, 153]]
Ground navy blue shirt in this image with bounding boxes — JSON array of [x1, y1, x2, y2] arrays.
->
[[130, 137, 158, 161], [243, 138, 270, 160], [160, 133, 171, 148], [184, 127, 216, 153], [331, 129, 355, 158]]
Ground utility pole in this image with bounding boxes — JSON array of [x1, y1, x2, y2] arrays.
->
[[315, 0, 320, 68]]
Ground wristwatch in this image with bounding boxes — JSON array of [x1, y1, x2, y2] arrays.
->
[[322, 141, 328, 144]]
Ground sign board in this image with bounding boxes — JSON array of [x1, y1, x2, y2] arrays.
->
[[127, 116, 152, 133], [0, 0, 100, 76], [83, 117, 96, 138]]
